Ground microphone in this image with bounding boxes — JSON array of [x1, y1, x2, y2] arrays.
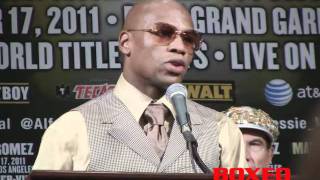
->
[[166, 83, 212, 174], [166, 83, 192, 133]]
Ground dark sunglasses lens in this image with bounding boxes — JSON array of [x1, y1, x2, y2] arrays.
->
[[154, 23, 201, 51], [156, 23, 176, 40], [181, 31, 201, 50]]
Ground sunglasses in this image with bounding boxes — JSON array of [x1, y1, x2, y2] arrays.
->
[[127, 22, 202, 51]]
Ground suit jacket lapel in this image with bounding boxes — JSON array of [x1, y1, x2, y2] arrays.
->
[[158, 105, 205, 172], [101, 94, 160, 167]]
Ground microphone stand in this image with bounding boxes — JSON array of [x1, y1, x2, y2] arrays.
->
[[182, 131, 212, 174], [181, 114, 212, 174], [166, 83, 211, 173]]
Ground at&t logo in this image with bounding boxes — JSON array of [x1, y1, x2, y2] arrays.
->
[[264, 79, 293, 106]]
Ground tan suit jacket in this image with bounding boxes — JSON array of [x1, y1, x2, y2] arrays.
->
[[32, 75, 247, 171], [77, 91, 221, 172]]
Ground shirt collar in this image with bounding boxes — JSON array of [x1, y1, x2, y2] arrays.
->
[[113, 74, 176, 122]]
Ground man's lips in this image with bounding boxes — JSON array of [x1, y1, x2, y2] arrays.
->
[[165, 59, 187, 74]]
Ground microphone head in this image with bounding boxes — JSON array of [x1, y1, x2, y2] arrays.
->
[[165, 83, 188, 100]]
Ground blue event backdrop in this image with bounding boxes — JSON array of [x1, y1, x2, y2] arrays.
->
[[0, 0, 320, 178]]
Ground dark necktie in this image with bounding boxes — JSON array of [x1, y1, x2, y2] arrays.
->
[[142, 103, 169, 158]]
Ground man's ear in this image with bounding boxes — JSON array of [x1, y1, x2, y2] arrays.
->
[[119, 31, 131, 56]]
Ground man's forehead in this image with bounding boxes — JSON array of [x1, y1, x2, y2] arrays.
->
[[244, 135, 265, 143], [126, 1, 192, 29], [141, 0, 186, 10], [242, 130, 269, 144], [144, 12, 192, 26]]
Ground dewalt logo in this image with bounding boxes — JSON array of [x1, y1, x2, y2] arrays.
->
[[183, 82, 234, 102]]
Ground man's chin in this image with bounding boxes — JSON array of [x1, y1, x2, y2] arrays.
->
[[156, 76, 184, 90], [165, 75, 184, 85]]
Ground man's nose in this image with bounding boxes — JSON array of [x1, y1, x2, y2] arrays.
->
[[245, 146, 255, 167], [167, 35, 187, 55]]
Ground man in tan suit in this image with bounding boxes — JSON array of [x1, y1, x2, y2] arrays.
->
[[33, 0, 247, 172]]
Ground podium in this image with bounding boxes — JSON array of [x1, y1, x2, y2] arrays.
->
[[29, 170, 212, 180]]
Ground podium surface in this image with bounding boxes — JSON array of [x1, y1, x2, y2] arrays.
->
[[29, 170, 212, 180]]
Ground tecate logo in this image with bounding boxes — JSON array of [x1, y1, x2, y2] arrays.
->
[[264, 79, 293, 107]]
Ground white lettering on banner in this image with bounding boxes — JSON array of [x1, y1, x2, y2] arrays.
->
[[0, 167, 7, 174], [20, 117, 54, 130], [297, 86, 320, 98], [284, 42, 316, 70], [0, 143, 33, 156], [230, 42, 279, 70], [273, 142, 280, 155], [191, 6, 267, 34], [2, 86, 28, 100], [108, 41, 121, 69], [58, 41, 121, 70], [8, 165, 32, 174], [229, 42, 317, 70], [292, 142, 310, 155], [275, 117, 307, 130], [7, 7, 33, 35], [9, 157, 26, 166], [47, 6, 99, 34], [273, 7, 320, 35], [0, 42, 53, 70], [0, 84, 29, 103], [0, 118, 10, 130], [193, 41, 208, 69], [1, 156, 31, 177], [0, 175, 26, 180]]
